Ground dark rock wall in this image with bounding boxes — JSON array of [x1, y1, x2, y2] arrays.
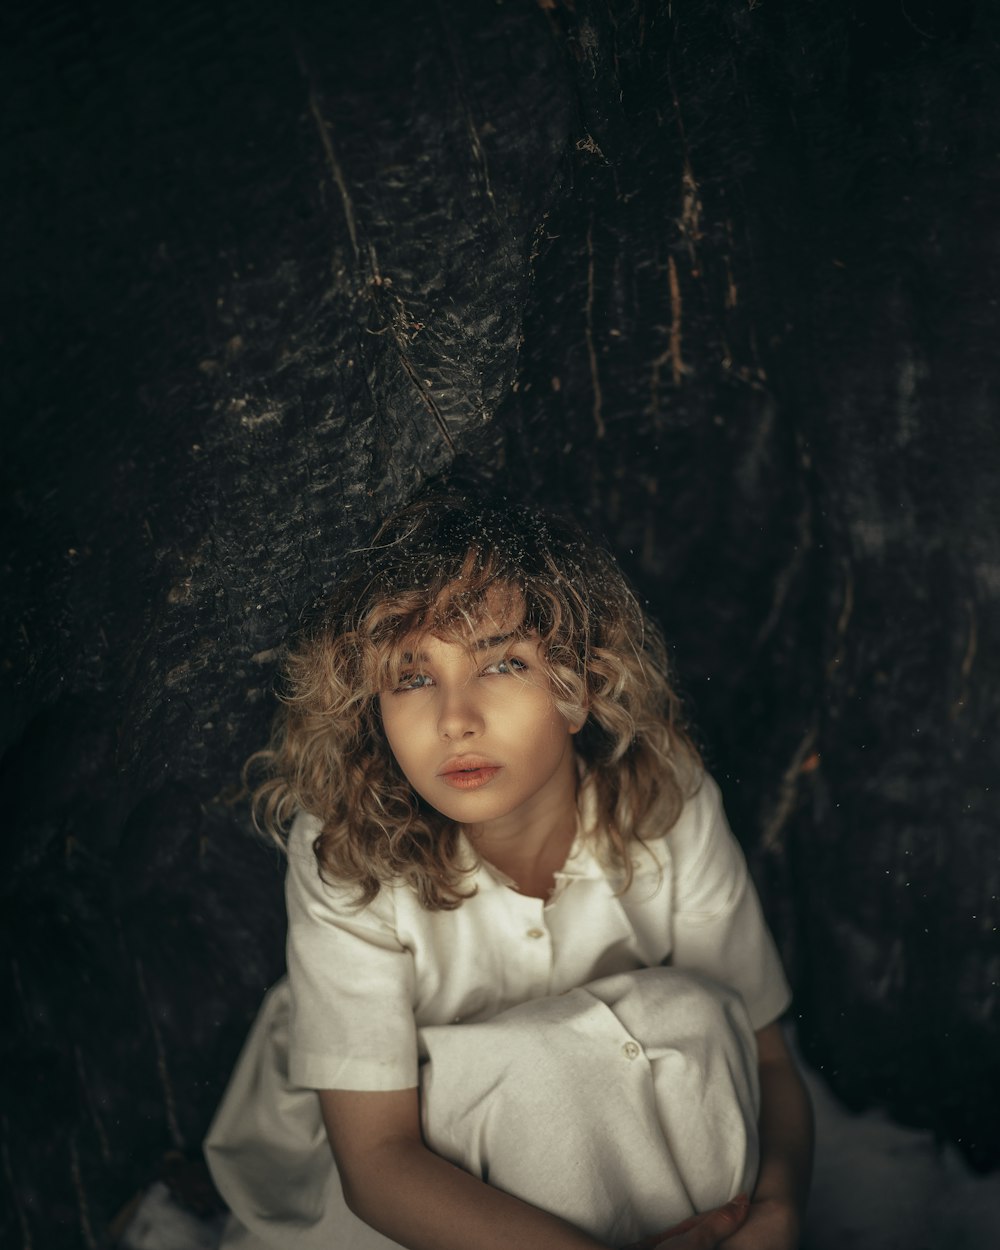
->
[[2, 1, 997, 1245]]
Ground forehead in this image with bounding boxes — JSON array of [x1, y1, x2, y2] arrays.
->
[[392, 581, 527, 656], [401, 629, 524, 661], [430, 578, 524, 632]]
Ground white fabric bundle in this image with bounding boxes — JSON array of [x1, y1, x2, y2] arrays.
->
[[207, 967, 760, 1249]]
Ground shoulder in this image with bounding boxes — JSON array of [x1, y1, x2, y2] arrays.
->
[[630, 771, 746, 903], [671, 772, 750, 915], [632, 770, 724, 861], [668, 770, 726, 849], [287, 807, 323, 862], [284, 809, 402, 934]]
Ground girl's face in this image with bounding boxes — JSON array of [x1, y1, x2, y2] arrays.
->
[[378, 622, 582, 836]]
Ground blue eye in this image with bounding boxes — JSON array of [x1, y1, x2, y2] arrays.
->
[[489, 656, 528, 676], [395, 672, 433, 691]]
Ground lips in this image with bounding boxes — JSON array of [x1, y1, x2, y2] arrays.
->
[[437, 756, 502, 790]]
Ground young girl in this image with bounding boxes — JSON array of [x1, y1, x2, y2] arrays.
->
[[205, 494, 813, 1250]]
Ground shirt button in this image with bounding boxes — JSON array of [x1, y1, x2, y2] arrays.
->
[[525, 927, 546, 939], [621, 1041, 642, 1061]]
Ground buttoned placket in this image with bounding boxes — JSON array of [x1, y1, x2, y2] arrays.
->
[[508, 894, 554, 997], [457, 775, 637, 1008]]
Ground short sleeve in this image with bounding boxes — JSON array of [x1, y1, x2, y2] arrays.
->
[[285, 812, 419, 1091], [668, 774, 792, 1030]]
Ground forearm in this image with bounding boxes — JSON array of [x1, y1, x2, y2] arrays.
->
[[341, 1134, 609, 1250], [753, 1036, 814, 1227]]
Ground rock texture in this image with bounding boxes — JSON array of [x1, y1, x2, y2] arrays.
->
[[2, 1, 998, 1246]]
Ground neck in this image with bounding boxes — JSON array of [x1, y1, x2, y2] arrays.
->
[[465, 746, 579, 898]]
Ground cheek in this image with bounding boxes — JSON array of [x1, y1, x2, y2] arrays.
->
[[379, 702, 436, 778], [377, 698, 407, 758], [520, 701, 575, 753]]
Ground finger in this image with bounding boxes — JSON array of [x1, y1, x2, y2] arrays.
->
[[685, 1195, 750, 1247], [622, 1218, 706, 1250], [656, 1195, 750, 1249], [662, 1215, 707, 1238]]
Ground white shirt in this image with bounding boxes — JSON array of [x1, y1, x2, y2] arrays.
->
[[286, 772, 791, 1091]]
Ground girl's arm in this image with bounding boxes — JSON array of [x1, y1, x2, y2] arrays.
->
[[322, 1086, 762, 1250], [320, 1086, 608, 1250], [721, 1022, 814, 1250]]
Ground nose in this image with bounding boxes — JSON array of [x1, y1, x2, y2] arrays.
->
[[436, 684, 485, 741]]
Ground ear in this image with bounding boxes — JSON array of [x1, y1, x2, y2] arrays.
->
[[568, 709, 588, 735]]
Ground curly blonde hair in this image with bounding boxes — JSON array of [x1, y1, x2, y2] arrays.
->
[[249, 493, 702, 909]]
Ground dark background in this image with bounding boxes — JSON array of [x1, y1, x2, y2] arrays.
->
[[2, 1, 998, 1246]]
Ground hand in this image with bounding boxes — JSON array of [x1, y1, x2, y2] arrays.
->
[[621, 1194, 750, 1250], [708, 1195, 800, 1250]]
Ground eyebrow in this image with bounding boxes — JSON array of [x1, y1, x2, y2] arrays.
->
[[475, 631, 519, 650], [401, 631, 520, 663]]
